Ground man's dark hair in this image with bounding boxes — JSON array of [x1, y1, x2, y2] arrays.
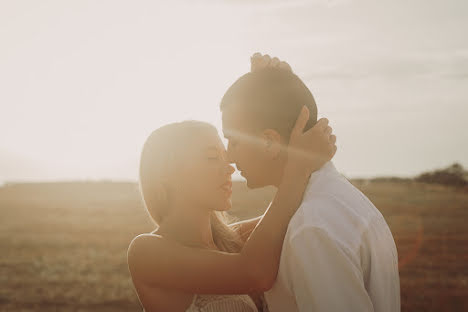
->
[[220, 68, 317, 140]]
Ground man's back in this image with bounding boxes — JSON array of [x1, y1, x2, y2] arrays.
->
[[265, 162, 400, 312]]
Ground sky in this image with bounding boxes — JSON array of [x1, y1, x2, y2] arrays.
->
[[1, 0, 467, 183]]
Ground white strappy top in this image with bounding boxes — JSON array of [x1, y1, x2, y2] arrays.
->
[[142, 294, 261, 312], [186, 294, 259, 312]]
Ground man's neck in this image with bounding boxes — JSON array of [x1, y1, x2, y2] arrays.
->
[[270, 158, 287, 188]]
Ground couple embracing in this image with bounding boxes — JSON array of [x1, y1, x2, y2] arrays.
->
[[127, 54, 400, 312]]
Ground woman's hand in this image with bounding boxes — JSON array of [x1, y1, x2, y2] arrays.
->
[[250, 52, 292, 72], [287, 106, 337, 174]]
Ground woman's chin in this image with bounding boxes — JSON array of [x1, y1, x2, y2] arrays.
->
[[215, 199, 232, 212]]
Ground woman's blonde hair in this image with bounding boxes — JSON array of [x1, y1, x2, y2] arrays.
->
[[139, 121, 243, 253]]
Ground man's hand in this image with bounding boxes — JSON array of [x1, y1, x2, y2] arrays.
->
[[250, 52, 293, 73]]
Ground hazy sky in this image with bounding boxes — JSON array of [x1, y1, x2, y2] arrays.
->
[[1, 0, 467, 183]]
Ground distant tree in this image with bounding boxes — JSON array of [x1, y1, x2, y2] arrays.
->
[[415, 163, 467, 187]]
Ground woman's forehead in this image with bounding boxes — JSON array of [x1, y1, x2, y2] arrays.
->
[[191, 130, 225, 151]]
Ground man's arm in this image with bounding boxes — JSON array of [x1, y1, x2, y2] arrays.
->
[[287, 226, 374, 312]]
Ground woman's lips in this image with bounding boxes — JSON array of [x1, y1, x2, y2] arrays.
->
[[220, 181, 232, 194]]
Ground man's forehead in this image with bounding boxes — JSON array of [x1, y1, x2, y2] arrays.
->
[[221, 112, 237, 136], [221, 105, 249, 135], [222, 121, 259, 143], [222, 118, 249, 139]]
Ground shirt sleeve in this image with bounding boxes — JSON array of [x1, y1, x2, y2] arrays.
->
[[286, 226, 374, 312]]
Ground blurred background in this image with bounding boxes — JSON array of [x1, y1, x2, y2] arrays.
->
[[1, 0, 467, 311]]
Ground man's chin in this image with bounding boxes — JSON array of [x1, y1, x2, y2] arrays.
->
[[245, 178, 264, 189]]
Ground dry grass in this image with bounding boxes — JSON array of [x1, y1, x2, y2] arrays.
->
[[0, 180, 467, 311]]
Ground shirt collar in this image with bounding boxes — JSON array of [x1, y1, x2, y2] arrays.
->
[[305, 161, 337, 192]]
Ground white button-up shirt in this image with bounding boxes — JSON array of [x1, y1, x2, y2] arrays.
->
[[265, 162, 400, 312]]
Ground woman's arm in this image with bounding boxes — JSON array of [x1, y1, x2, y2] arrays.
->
[[128, 107, 336, 295], [128, 165, 309, 295]]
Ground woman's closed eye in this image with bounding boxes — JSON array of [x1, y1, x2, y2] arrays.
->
[[206, 149, 222, 161], [229, 140, 238, 149], [207, 155, 220, 160], [205, 146, 228, 162]]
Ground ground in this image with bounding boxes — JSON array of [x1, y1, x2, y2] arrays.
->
[[0, 180, 467, 311]]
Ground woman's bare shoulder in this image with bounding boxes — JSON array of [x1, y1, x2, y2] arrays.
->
[[127, 232, 170, 261]]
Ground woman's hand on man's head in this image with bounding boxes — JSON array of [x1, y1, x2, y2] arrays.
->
[[250, 52, 293, 73], [287, 107, 337, 174]]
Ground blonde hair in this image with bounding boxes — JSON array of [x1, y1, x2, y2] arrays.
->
[[139, 121, 243, 253]]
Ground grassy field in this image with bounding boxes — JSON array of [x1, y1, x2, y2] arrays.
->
[[0, 180, 467, 311]]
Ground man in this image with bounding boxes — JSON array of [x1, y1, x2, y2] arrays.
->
[[221, 54, 400, 311]]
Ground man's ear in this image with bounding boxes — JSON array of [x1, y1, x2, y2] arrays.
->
[[261, 129, 282, 159]]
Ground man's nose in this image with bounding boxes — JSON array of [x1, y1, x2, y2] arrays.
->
[[226, 164, 235, 175]]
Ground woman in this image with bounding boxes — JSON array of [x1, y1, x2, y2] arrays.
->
[[128, 107, 336, 311]]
